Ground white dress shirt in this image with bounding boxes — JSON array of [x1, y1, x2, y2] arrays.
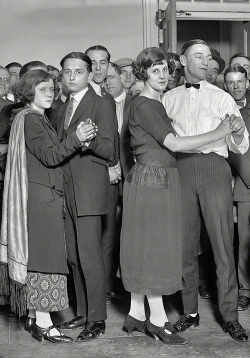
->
[[162, 80, 249, 157], [114, 91, 126, 134]]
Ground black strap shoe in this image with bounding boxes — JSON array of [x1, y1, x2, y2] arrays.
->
[[146, 321, 187, 345], [32, 324, 73, 343], [76, 321, 105, 342], [173, 314, 200, 332], [223, 320, 248, 342]]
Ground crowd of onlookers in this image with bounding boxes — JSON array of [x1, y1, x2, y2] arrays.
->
[[0, 41, 250, 345]]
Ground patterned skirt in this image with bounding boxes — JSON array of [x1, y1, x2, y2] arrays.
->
[[26, 272, 69, 312]]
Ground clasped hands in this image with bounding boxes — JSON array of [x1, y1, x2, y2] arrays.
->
[[219, 114, 245, 141], [76, 118, 98, 143]]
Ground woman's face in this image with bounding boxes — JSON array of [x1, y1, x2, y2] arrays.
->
[[32, 79, 54, 113], [146, 59, 169, 93]]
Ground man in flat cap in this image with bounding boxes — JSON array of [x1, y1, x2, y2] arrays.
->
[[114, 57, 136, 94]]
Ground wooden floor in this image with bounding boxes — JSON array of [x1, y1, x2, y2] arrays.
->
[[1, 289, 250, 358]]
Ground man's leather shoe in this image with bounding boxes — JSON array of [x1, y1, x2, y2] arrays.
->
[[198, 285, 212, 299], [55, 316, 86, 330], [238, 296, 250, 311], [76, 321, 105, 342], [173, 314, 200, 332], [25, 317, 36, 333], [223, 320, 248, 342]]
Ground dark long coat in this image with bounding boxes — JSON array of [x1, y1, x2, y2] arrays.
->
[[23, 111, 81, 273]]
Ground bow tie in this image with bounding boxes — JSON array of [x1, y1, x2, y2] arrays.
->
[[236, 101, 245, 108], [185, 83, 200, 89]]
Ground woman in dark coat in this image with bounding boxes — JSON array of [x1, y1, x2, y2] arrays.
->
[[0, 69, 96, 343]]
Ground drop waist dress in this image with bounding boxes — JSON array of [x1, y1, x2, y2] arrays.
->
[[120, 96, 182, 295]]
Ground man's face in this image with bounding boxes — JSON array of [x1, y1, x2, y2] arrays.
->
[[120, 65, 136, 90], [225, 71, 249, 101], [167, 60, 182, 90], [87, 50, 109, 85], [206, 59, 219, 84], [230, 56, 250, 79], [62, 58, 91, 94], [0, 68, 11, 97], [181, 44, 212, 83], [104, 66, 123, 98], [8, 66, 21, 88]]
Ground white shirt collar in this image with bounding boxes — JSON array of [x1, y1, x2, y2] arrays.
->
[[90, 81, 102, 96], [71, 87, 88, 102], [114, 90, 126, 103]]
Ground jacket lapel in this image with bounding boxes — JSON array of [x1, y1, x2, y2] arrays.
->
[[67, 89, 92, 129]]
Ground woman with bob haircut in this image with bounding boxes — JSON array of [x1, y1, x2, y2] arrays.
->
[[120, 47, 233, 345], [0, 69, 97, 343]]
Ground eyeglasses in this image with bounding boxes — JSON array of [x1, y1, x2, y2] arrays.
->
[[0, 77, 10, 84]]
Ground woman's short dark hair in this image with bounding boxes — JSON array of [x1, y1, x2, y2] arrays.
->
[[16, 69, 57, 104], [19, 61, 47, 78], [133, 47, 167, 81], [60, 52, 92, 72]]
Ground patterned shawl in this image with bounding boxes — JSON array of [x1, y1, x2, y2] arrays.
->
[[0, 108, 32, 315]]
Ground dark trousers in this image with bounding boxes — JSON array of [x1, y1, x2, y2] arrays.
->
[[237, 201, 250, 298], [101, 184, 118, 292], [177, 152, 238, 322], [64, 178, 107, 322]]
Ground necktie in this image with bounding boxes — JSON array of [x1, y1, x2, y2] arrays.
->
[[236, 101, 245, 108], [64, 97, 74, 130], [185, 83, 200, 89]]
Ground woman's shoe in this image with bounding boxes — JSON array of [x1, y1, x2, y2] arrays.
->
[[123, 315, 146, 336], [146, 321, 187, 345], [32, 324, 73, 343], [25, 317, 36, 333]]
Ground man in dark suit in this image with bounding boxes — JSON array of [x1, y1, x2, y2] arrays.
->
[[226, 66, 250, 311], [104, 61, 134, 290], [105, 62, 134, 180], [56, 52, 116, 341], [0, 66, 12, 111], [86, 45, 121, 300]]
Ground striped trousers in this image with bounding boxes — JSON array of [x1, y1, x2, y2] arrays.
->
[[177, 152, 238, 322]]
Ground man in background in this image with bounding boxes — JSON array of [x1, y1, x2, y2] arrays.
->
[[114, 57, 135, 94], [226, 66, 250, 311]]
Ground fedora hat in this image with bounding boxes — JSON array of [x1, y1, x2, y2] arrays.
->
[[210, 48, 225, 74]]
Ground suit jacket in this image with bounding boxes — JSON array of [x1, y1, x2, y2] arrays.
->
[[230, 102, 250, 201], [56, 87, 116, 216], [0, 97, 11, 111], [89, 84, 119, 167], [120, 94, 134, 178]]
